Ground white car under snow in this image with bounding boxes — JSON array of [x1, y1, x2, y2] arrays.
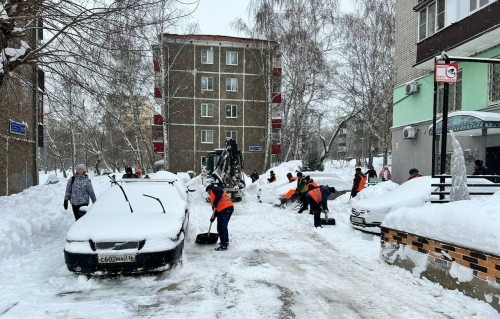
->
[[350, 176, 494, 233], [64, 172, 189, 275]]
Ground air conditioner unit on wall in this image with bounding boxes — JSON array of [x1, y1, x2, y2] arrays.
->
[[405, 81, 419, 95], [403, 126, 417, 139]]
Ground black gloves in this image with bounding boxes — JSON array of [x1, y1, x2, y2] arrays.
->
[[210, 216, 216, 223], [350, 190, 357, 198], [64, 199, 68, 210]]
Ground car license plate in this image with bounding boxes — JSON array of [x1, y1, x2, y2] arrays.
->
[[98, 255, 136, 263], [351, 216, 364, 224]]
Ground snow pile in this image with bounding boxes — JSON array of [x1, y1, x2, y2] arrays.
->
[[449, 131, 470, 201], [449, 262, 474, 283], [0, 176, 110, 264], [383, 192, 500, 255], [351, 177, 433, 214]]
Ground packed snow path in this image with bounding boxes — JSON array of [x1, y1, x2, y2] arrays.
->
[[1, 193, 497, 318]]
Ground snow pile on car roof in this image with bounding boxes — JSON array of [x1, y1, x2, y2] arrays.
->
[[383, 192, 500, 255], [351, 177, 435, 214], [0, 176, 111, 264]]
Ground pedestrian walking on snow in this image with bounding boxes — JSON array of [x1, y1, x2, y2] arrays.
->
[[473, 160, 488, 175], [122, 167, 138, 179], [206, 184, 234, 251], [250, 170, 260, 183], [379, 166, 392, 181], [365, 166, 377, 178], [64, 164, 97, 221]]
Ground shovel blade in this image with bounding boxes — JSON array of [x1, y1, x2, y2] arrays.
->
[[195, 232, 219, 244], [320, 218, 336, 225]]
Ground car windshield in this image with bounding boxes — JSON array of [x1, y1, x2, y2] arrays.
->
[[90, 182, 185, 215]]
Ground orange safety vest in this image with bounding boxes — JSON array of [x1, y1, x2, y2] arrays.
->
[[308, 187, 322, 203], [356, 176, 367, 191], [307, 181, 319, 188], [283, 189, 296, 200], [210, 191, 234, 213], [289, 176, 297, 182]]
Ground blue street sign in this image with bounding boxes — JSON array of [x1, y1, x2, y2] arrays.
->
[[249, 146, 263, 152], [10, 120, 27, 136]]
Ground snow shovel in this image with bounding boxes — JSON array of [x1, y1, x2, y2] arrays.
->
[[320, 209, 336, 225], [195, 208, 219, 244]]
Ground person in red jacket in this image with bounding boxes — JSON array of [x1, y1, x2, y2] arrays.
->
[[206, 184, 234, 251], [268, 170, 277, 183]]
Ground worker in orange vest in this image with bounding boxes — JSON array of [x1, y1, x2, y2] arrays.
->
[[306, 184, 336, 228], [206, 184, 234, 251], [286, 173, 297, 183], [351, 167, 367, 198]]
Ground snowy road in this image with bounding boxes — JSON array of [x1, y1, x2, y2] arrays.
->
[[1, 189, 498, 319]]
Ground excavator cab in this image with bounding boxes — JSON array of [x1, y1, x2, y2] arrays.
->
[[204, 139, 245, 202]]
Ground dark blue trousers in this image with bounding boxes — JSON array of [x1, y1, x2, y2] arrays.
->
[[217, 207, 234, 247]]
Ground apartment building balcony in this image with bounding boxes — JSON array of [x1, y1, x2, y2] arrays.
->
[[415, 0, 500, 69]]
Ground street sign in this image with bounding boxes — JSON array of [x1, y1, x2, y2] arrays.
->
[[435, 63, 459, 83], [9, 120, 27, 136], [249, 146, 262, 152]]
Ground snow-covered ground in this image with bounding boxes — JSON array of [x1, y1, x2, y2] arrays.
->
[[0, 163, 499, 318]]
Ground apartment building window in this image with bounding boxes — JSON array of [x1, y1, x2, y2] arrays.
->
[[339, 128, 347, 135], [201, 49, 214, 64], [489, 62, 500, 105], [201, 130, 214, 143], [226, 51, 238, 65], [226, 78, 238, 92], [338, 146, 347, 152], [470, 0, 491, 12], [201, 77, 213, 91], [418, 0, 445, 41], [201, 156, 207, 168], [226, 104, 237, 118], [437, 70, 462, 114], [226, 131, 237, 141], [272, 81, 281, 93], [201, 103, 214, 117]]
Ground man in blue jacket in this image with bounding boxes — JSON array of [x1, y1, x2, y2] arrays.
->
[[305, 184, 335, 228]]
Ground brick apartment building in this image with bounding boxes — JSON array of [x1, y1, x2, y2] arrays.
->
[[0, 20, 43, 195], [152, 34, 281, 174]]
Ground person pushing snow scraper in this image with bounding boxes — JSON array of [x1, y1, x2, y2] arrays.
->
[[305, 184, 336, 227], [206, 184, 234, 251]]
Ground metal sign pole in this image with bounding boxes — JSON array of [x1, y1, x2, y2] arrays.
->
[[439, 58, 451, 200]]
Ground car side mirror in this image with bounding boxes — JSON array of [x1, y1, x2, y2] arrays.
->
[[187, 188, 196, 192]]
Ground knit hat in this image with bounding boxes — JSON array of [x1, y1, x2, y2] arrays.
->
[[76, 164, 86, 171]]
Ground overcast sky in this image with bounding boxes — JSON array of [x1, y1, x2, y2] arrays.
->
[[190, 0, 251, 37], [189, 0, 355, 37]]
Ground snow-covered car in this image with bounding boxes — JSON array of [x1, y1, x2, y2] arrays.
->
[[350, 176, 494, 233], [64, 176, 189, 275], [350, 177, 435, 233]]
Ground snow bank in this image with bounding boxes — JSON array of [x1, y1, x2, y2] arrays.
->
[[0, 176, 110, 264], [383, 193, 500, 255]]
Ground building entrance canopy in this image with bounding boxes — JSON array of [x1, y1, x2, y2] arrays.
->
[[429, 111, 500, 136]]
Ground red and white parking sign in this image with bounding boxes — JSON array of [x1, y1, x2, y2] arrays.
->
[[435, 63, 459, 83]]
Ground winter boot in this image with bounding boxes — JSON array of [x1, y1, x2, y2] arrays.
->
[[215, 245, 228, 251], [313, 210, 321, 227]]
